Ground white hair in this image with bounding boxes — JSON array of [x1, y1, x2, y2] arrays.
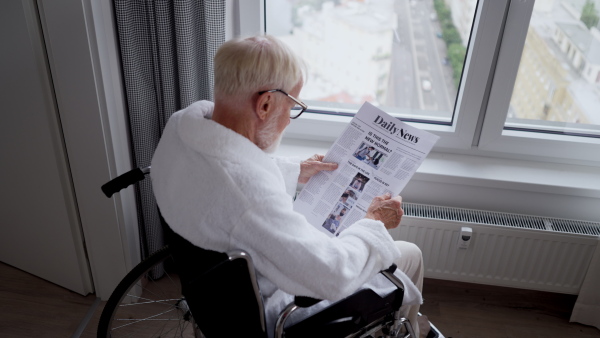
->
[[214, 35, 305, 100]]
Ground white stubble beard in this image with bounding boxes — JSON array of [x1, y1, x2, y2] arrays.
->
[[263, 132, 283, 154], [257, 113, 284, 154]]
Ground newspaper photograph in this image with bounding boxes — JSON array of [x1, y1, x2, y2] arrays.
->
[[293, 102, 440, 237]]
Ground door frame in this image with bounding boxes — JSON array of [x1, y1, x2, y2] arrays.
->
[[37, 0, 139, 300]]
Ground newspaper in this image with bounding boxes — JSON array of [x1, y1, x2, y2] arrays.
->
[[293, 102, 440, 237]]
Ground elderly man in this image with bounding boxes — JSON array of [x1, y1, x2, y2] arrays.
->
[[151, 35, 427, 337]]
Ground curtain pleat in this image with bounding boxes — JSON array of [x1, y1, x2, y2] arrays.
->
[[113, 0, 225, 276]]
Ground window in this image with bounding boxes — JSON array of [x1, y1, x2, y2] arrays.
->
[[504, 2, 600, 134], [478, 0, 600, 164], [234, 0, 600, 166], [265, 0, 476, 124]]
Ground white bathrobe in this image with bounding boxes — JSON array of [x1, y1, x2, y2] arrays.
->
[[151, 101, 422, 336]]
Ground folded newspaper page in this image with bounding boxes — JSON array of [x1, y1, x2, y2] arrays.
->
[[293, 102, 440, 237]]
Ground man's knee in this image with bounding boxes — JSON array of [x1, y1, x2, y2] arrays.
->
[[394, 241, 422, 261], [393, 241, 423, 273]]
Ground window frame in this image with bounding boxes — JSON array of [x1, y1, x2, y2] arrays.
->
[[478, 0, 600, 166], [231, 0, 600, 167]]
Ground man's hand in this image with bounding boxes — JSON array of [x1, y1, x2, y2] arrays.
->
[[298, 154, 338, 184], [365, 193, 404, 229]]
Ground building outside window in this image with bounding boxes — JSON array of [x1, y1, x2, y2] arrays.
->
[[508, 0, 600, 130], [257, 0, 600, 166]]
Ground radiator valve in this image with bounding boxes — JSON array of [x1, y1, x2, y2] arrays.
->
[[458, 227, 473, 249]]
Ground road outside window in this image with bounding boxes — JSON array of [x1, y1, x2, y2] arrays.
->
[[265, 0, 477, 124]]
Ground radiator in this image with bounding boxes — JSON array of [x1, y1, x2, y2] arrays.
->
[[389, 203, 600, 294]]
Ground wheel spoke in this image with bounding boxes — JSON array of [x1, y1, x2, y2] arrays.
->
[[119, 297, 182, 306], [98, 247, 199, 337], [111, 307, 178, 330]]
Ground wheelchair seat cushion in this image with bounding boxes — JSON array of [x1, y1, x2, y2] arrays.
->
[[284, 287, 403, 338]]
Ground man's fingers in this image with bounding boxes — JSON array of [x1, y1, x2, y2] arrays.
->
[[377, 192, 392, 200], [308, 154, 325, 161], [298, 159, 339, 184], [391, 195, 402, 203], [323, 162, 338, 170], [366, 194, 405, 229], [378, 196, 402, 214], [373, 195, 385, 203], [380, 198, 399, 209], [308, 161, 338, 171]]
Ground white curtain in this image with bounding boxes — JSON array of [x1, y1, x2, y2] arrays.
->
[[571, 236, 600, 330]]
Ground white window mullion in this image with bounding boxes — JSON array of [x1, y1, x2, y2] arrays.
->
[[441, 0, 511, 150], [478, 0, 534, 149]]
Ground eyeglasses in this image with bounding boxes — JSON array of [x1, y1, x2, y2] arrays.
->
[[258, 89, 308, 119]]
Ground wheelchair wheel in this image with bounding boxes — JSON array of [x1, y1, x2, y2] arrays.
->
[[97, 246, 203, 337]]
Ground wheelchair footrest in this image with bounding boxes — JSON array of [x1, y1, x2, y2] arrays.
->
[[426, 321, 444, 338]]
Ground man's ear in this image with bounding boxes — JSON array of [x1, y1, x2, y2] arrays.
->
[[255, 92, 273, 121]]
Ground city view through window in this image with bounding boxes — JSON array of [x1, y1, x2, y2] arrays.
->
[[267, 0, 471, 122], [508, 0, 600, 136], [267, 0, 600, 137]]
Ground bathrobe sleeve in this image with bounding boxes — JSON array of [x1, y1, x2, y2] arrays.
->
[[229, 190, 401, 302], [270, 156, 302, 197]]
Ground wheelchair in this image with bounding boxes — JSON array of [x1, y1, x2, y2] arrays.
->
[[98, 167, 428, 338]]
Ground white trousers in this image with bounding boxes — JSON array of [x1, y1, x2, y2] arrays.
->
[[394, 241, 425, 338], [280, 241, 425, 337]]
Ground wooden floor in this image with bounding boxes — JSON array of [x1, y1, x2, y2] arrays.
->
[[0, 261, 99, 337], [0, 261, 598, 337], [420, 278, 599, 338]]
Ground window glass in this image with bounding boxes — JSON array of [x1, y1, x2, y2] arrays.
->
[[506, 0, 600, 137], [265, 0, 478, 124]]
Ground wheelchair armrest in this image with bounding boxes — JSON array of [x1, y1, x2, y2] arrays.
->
[[380, 264, 405, 293], [275, 264, 405, 338], [275, 297, 324, 337], [384, 263, 397, 274], [294, 296, 322, 308]]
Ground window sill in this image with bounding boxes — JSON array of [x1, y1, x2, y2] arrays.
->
[[276, 136, 600, 223], [283, 111, 455, 143]]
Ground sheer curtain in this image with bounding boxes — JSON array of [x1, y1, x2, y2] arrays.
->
[[571, 236, 600, 330], [113, 0, 225, 269]]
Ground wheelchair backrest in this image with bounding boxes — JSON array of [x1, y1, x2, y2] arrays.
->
[[162, 217, 268, 338], [102, 168, 267, 337]]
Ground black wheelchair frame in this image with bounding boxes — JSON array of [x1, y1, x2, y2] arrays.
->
[[98, 167, 418, 338]]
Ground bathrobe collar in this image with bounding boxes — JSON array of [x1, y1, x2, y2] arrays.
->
[[175, 100, 285, 183]]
